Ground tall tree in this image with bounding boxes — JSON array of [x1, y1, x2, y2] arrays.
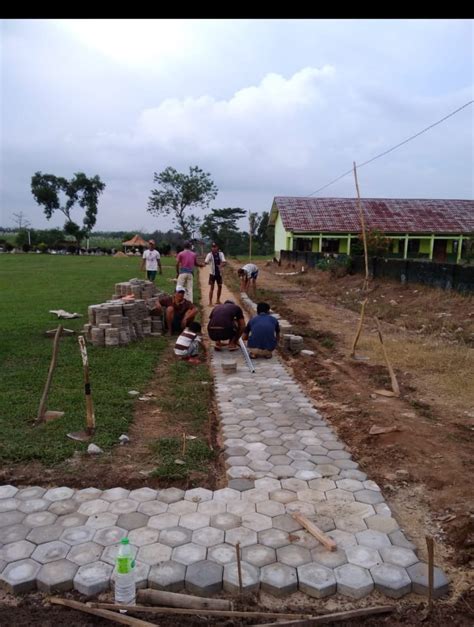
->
[[147, 166, 218, 239], [31, 171, 105, 247], [255, 210, 274, 254], [200, 208, 246, 254]]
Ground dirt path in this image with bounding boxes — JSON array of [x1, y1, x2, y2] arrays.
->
[[223, 259, 473, 598]]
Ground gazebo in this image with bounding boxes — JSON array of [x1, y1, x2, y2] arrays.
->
[[122, 234, 148, 252]]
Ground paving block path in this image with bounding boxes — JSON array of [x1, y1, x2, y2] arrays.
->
[[0, 274, 449, 600]]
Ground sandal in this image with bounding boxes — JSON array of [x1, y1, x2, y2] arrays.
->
[[228, 345, 238, 352]]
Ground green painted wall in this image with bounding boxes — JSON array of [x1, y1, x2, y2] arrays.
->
[[274, 213, 289, 253], [312, 239, 320, 253], [419, 239, 431, 254]]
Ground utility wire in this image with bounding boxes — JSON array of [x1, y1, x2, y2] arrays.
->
[[308, 100, 474, 196]]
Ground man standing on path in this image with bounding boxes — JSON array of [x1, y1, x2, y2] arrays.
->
[[242, 302, 280, 358], [205, 242, 226, 306], [141, 240, 162, 282], [207, 300, 245, 351], [176, 241, 203, 302]]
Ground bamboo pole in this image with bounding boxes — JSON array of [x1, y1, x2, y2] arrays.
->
[[350, 297, 368, 357], [374, 317, 400, 397], [137, 588, 231, 610], [78, 335, 95, 433], [37, 324, 63, 422], [252, 605, 395, 626], [426, 535, 434, 613], [353, 162, 369, 290], [236, 541, 243, 592]]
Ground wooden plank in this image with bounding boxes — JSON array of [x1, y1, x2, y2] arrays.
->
[[137, 588, 232, 610], [291, 512, 337, 551], [251, 604, 394, 626], [374, 317, 400, 397], [49, 597, 156, 626]]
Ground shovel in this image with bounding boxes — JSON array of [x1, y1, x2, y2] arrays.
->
[[67, 335, 95, 442]]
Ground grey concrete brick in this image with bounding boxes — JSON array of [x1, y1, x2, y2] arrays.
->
[[210, 512, 241, 530], [334, 563, 374, 599], [17, 499, 49, 514], [24, 511, 58, 528], [36, 558, 78, 593], [73, 560, 113, 596], [60, 525, 96, 546], [172, 542, 207, 565], [116, 512, 149, 531], [159, 526, 192, 548], [148, 513, 179, 530], [127, 527, 159, 547], [85, 512, 119, 529], [276, 544, 312, 567], [0, 558, 41, 593], [93, 526, 127, 546], [48, 500, 78, 516], [185, 560, 223, 596], [242, 544, 276, 567], [371, 563, 412, 598], [298, 563, 337, 598], [345, 545, 382, 569], [101, 487, 130, 502], [407, 562, 449, 598], [78, 499, 110, 516], [312, 547, 348, 569], [0, 485, 18, 499], [67, 542, 103, 565], [1, 540, 35, 562], [16, 487, 46, 500], [44, 487, 75, 502], [223, 561, 260, 593], [57, 513, 88, 528], [31, 541, 70, 564], [356, 529, 392, 550], [354, 489, 385, 505], [207, 543, 237, 565], [260, 562, 297, 596], [137, 500, 168, 516], [2, 524, 30, 543], [137, 542, 172, 565], [225, 527, 257, 548], [129, 488, 158, 502], [380, 546, 418, 568], [148, 560, 186, 591], [389, 530, 417, 550], [366, 515, 399, 533], [192, 527, 224, 547], [272, 514, 302, 533]]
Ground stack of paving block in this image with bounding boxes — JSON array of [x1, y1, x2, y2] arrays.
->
[[83, 279, 161, 347], [282, 334, 304, 353]]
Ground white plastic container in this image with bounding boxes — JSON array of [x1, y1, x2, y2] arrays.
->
[[114, 537, 136, 609]]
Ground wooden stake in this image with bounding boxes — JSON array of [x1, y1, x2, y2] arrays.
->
[[426, 535, 434, 613], [350, 297, 368, 357], [137, 588, 232, 610], [236, 541, 243, 592], [291, 512, 337, 551], [37, 324, 63, 422], [49, 597, 155, 626], [182, 431, 186, 456], [374, 317, 400, 397], [92, 602, 311, 620], [251, 605, 395, 626], [353, 162, 369, 290], [78, 335, 95, 433]]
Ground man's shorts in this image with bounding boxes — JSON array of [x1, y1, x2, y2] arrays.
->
[[249, 270, 258, 280], [147, 270, 157, 281], [208, 326, 234, 342], [208, 274, 223, 286]]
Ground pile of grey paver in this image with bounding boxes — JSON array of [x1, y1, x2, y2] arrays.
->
[[83, 279, 163, 346]]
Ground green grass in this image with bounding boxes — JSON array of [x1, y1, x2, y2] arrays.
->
[[150, 437, 215, 480], [0, 254, 181, 465]]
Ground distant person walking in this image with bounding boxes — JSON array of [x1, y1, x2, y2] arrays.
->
[[176, 241, 202, 302], [238, 262, 259, 297], [205, 242, 226, 305], [141, 240, 162, 282], [207, 300, 245, 351], [243, 302, 280, 359]]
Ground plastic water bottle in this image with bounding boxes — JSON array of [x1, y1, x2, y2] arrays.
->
[[114, 537, 136, 609]]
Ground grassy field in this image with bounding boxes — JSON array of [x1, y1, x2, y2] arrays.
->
[[0, 254, 187, 465]]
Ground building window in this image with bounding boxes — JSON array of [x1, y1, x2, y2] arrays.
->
[[322, 239, 340, 253], [294, 238, 312, 252]]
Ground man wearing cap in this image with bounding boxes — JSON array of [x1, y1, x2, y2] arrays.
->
[[207, 300, 245, 351], [176, 241, 203, 302], [205, 242, 226, 306], [141, 240, 162, 282], [163, 286, 198, 336]]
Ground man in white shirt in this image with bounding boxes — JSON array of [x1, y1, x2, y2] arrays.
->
[[141, 240, 162, 282], [205, 242, 226, 305], [238, 262, 259, 296]]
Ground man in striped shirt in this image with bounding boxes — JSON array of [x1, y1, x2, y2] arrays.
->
[[174, 321, 202, 361]]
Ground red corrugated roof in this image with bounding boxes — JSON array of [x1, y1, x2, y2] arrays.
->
[[272, 197, 474, 234]]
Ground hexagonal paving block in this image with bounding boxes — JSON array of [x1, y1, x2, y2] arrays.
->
[[17, 499, 49, 514], [354, 490, 384, 505], [380, 546, 418, 568], [86, 512, 119, 529], [192, 527, 224, 548], [44, 487, 75, 502], [27, 524, 64, 545], [0, 498, 19, 513], [197, 501, 226, 516], [2, 524, 30, 543], [48, 500, 77, 516], [371, 563, 412, 598], [366, 515, 399, 534], [298, 563, 337, 598], [102, 487, 130, 502], [407, 562, 449, 597], [212, 488, 241, 502], [168, 501, 198, 516], [16, 487, 46, 500], [138, 500, 168, 516], [242, 544, 276, 567], [67, 542, 103, 565], [210, 512, 241, 530], [172, 542, 207, 565], [148, 513, 179, 530], [1, 540, 35, 562], [260, 562, 297, 596], [37, 559, 78, 593], [73, 560, 113, 596], [93, 526, 127, 546], [276, 544, 312, 568], [117, 512, 149, 531], [185, 560, 223, 596], [223, 561, 260, 593], [78, 499, 110, 516], [184, 488, 213, 503], [0, 558, 41, 593], [179, 513, 210, 531], [127, 527, 159, 547], [0, 485, 18, 499], [389, 530, 417, 550], [272, 514, 302, 533], [312, 547, 348, 569], [255, 478, 281, 491], [159, 527, 192, 548], [57, 513, 88, 528], [334, 563, 374, 599], [228, 479, 255, 492], [241, 513, 272, 532], [225, 527, 257, 548], [226, 500, 256, 517], [60, 525, 96, 546], [148, 560, 186, 591], [24, 511, 57, 528], [137, 542, 172, 565], [256, 501, 286, 517], [74, 488, 103, 503], [345, 545, 382, 569], [207, 543, 237, 565], [109, 499, 139, 515], [31, 541, 70, 564], [157, 488, 185, 504], [356, 529, 392, 550], [129, 488, 157, 502]]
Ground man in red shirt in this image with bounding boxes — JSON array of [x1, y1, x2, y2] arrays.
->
[[176, 242, 203, 302]]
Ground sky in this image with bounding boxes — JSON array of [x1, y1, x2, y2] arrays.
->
[[1, 18, 473, 233]]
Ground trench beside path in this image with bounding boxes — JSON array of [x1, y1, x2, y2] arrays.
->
[[0, 267, 448, 600]]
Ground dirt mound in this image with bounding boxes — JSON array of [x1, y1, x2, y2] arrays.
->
[[113, 251, 128, 257]]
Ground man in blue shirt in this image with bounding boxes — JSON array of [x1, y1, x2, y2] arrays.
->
[[243, 302, 280, 359]]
